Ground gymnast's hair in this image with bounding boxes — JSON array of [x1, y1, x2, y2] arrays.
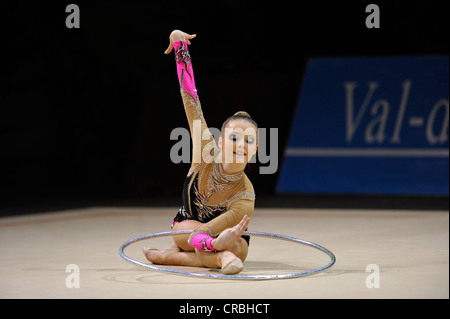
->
[[221, 111, 258, 134]]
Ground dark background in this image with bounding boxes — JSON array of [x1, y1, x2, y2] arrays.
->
[[1, 1, 449, 216]]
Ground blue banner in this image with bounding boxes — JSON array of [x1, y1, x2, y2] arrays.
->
[[277, 56, 449, 195]]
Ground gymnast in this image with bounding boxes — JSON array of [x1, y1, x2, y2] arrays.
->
[[143, 30, 258, 275]]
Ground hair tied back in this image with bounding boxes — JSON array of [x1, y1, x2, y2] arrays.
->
[[233, 111, 252, 119]]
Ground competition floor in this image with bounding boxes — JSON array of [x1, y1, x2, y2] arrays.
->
[[0, 206, 448, 299]]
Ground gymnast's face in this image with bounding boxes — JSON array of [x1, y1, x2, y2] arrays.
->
[[218, 119, 258, 166]]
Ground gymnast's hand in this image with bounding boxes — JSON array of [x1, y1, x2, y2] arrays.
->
[[211, 215, 250, 251], [164, 30, 197, 54]]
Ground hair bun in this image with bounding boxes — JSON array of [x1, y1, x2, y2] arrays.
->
[[233, 111, 252, 118], [222, 110, 258, 132]]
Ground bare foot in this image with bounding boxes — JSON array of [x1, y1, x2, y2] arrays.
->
[[143, 246, 180, 264]]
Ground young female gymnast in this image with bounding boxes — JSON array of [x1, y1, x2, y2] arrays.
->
[[143, 30, 258, 275]]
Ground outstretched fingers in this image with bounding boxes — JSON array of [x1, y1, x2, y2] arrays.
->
[[211, 215, 250, 251], [235, 215, 250, 235]]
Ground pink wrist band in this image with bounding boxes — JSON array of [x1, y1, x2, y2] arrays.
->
[[188, 233, 218, 252], [173, 41, 198, 102]]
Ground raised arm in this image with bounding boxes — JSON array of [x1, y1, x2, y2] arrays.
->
[[165, 30, 198, 102], [165, 30, 215, 167]]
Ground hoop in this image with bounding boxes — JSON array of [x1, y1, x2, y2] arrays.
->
[[119, 230, 336, 280]]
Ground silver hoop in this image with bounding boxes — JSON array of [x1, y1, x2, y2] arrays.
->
[[119, 230, 336, 280]]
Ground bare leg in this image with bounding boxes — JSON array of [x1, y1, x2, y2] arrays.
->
[[144, 216, 250, 274], [172, 217, 249, 261], [143, 248, 204, 267], [144, 245, 247, 274]]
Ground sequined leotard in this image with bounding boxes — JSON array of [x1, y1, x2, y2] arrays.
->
[[171, 41, 255, 243]]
